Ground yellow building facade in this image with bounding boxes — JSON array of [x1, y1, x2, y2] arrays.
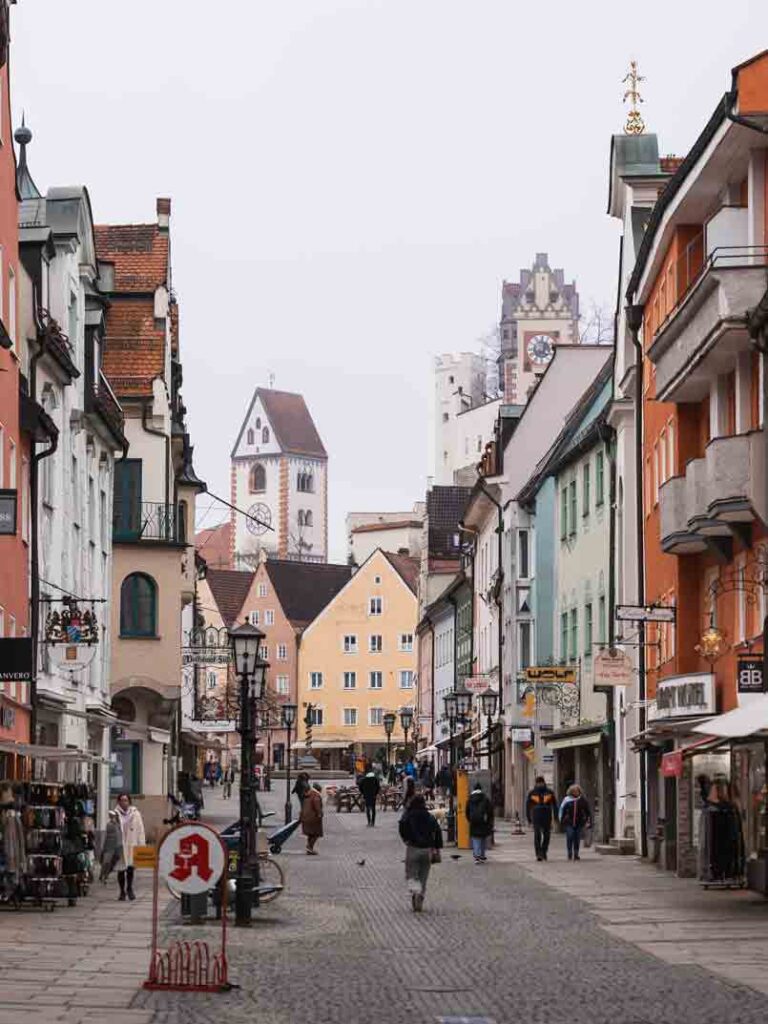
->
[[297, 550, 418, 769]]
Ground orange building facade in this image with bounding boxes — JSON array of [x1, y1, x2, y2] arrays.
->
[[629, 51, 768, 882]]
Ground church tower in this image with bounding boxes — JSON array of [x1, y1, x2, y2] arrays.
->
[[230, 388, 328, 566], [499, 253, 580, 403]]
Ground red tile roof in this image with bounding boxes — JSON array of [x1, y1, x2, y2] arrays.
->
[[258, 389, 326, 457], [352, 520, 422, 535], [94, 223, 169, 292], [382, 551, 420, 594], [206, 568, 255, 627], [195, 521, 234, 570]]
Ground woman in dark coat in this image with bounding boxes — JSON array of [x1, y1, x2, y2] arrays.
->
[[399, 794, 443, 912], [300, 783, 324, 854]]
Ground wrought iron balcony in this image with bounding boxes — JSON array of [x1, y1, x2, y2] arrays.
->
[[113, 500, 182, 544]]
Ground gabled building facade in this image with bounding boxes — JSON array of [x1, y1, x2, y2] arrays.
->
[[230, 388, 328, 567], [297, 549, 419, 770]]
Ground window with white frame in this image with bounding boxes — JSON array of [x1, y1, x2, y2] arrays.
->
[[21, 458, 29, 543], [309, 671, 323, 689], [264, 610, 275, 626], [343, 671, 356, 689], [369, 634, 382, 653], [343, 634, 358, 654], [369, 596, 383, 616], [7, 266, 15, 350], [518, 621, 532, 672], [308, 706, 323, 726], [277, 644, 288, 660], [373, 575, 382, 585], [399, 633, 414, 652], [8, 615, 15, 638], [343, 707, 358, 727], [207, 671, 217, 690], [250, 610, 260, 626], [399, 669, 414, 689], [369, 707, 384, 726], [666, 420, 675, 477], [369, 671, 383, 689], [259, 644, 268, 660], [258, 583, 267, 598], [276, 675, 289, 694], [517, 530, 530, 580]]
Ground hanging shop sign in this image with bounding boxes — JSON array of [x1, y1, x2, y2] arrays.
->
[[464, 674, 493, 694], [0, 638, 33, 682], [510, 727, 533, 743], [182, 626, 232, 667], [44, 599, 99, 645], [661, 750, 683, 778], [525, 666, 577, 685], [0, 488, 16, 534], [649, 673, 715, 721], [593, 648, 634, 688], [737, 656, 765, 695], [133, 844, 158, 870], [615, 604, 676, 624]]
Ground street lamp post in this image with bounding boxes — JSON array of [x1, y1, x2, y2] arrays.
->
[[229, 622, 268, 927], [479, 691, 498, 773], [443, 692, 458, 843], [383, 711, 396, 775], [282, 702, 298, 824], [399, 706, 414, 762]]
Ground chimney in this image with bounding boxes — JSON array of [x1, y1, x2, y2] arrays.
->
[[156, 197, 171, 231]]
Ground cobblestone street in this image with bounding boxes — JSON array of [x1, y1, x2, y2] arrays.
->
[[3, 784, 768, 1024]]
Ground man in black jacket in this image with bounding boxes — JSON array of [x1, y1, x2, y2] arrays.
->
[[526, 776, 558, 861], [358, 769, 381, 826]]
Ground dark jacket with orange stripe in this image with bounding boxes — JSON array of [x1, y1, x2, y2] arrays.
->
[[526, 784, 558, 827]]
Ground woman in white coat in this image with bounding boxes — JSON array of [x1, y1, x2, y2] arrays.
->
[[115, 792, 146, 901]]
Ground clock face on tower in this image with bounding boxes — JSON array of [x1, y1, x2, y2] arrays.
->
[[246, 502, 272, 536], [527, 334, 555, 366]]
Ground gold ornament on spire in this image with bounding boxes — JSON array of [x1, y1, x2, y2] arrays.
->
[[622, 60, 646, 135]]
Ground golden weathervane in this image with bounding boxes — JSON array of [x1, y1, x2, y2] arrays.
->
[[622, 60, 646, 135]]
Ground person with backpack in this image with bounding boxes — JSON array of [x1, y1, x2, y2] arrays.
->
[[398, 794, 443, 911], [466, 782, 494, 863], [526, 775, 558, 861], [559, 784, 592, 861]]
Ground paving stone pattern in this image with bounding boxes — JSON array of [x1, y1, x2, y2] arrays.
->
[[3, 784, 768, 1024]]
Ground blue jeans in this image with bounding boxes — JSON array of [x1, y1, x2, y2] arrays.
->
[[472, 836, 487, 860], [566, 825, 582, 859]]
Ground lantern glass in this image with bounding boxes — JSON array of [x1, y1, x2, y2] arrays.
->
[[383, 711, 396, 736], [282, 702, 298, 728], [399, 706, 414, 732], [480, 691, 498, 718], [455, 690, 473, 719], [443, 692, 458, 718], [229, 623, 264, 678]]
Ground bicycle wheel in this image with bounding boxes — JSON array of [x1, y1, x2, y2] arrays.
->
[[257, 855, 284, 904]]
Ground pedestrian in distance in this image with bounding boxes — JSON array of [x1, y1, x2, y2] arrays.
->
[[436, 763, 452, 801], [292, 770, 311, 812], [402, 775, 417, 811], [222, 766, 233, 800], [189, 773, 204, 817], [526, 775, 558, 861], [398, 793, 443, 912], [99, 809, 123, 883], [559, 784, 592, 861], [300, 782, 324, 855], [114, 792, 145, 901], [466, 782, 494, 863], [358, 767, 381, 826]]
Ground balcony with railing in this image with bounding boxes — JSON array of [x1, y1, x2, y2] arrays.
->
[[647, 214, 768, 402], [113, 500, 184, 544], [659, 430, 767, 555]]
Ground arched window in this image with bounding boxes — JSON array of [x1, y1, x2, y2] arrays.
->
[[297, 471, 304, 491], [262, 427, 270, 444], [255, 417, 261, 429], [298, 510, 305, 527], [249, 463, 266, 493], [297, 471, 315, 493], [306, 472, 314, 493], [120, 573, 157, 637], [305, 510, 313, 527], [246, 429, 254, 445]]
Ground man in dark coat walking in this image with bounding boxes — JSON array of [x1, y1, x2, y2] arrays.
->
[[358, 768, 381, 826], [526, 775, 558, 861], [466, 782, 494, 863]]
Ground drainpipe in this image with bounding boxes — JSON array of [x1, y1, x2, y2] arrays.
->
[[429, 618, 436, 746], [29, 307, 59, 747], [627, 303, 648, 859], [598, 419, 617, 843]]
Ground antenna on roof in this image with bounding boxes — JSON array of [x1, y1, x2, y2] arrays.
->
[[268, 372, 275, 389]]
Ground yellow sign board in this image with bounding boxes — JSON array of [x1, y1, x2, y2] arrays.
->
[[456, 770, 470, 850], [525, 666, 577, 685], [133, 844, 157, 870]]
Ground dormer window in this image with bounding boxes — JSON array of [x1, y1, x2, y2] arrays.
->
[[262, 427, 270, 444], [255, 417, 261, 429], [247, 429, 255, 445]]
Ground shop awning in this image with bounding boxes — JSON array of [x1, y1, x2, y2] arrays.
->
[[0, 740, 95, 761], [293, 740, 350, 750], [546, 731, 603, 751], [692, 695, 768, 739]]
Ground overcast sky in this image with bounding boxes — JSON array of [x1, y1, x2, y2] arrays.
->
[[11, 2, 768, 560]]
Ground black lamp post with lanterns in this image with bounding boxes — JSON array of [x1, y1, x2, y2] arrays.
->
[[399, 705, 414, 761], [281, 702, 298, 824], [479, 690, 499, 773], [229, 622, 268, 926], [383, 711, 396, 772], [443, 689, 473, 843]]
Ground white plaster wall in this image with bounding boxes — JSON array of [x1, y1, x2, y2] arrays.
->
[[433, 352, 486, 484], [287, 455, 327, 561], [233, 454, 282, 561], [433, 604, 455, 746], [233, 393, 283, 459], [454, 399, 501, 475]]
